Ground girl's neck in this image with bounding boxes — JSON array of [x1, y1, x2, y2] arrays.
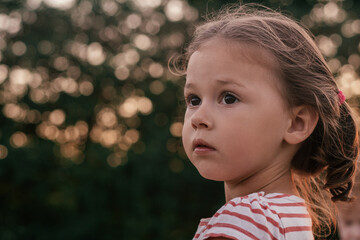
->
[[224, 169, 298, 202]]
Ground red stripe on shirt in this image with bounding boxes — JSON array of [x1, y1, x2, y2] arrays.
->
[[203, 232, 242, 240], [247, 198, 305, 208], [229, 199, 279, 215], [285, 225, 313, 233], [217, 209, 280, 240], [219, 210, 313, 235], [193, 193, 312, 239], [195, 222, 312, 239], [227, 199, 309, 223], [199, 221, 209, 226], [219, 202, 266, 217], [223, 202, 283, 227], [206, 222, 260, 240]]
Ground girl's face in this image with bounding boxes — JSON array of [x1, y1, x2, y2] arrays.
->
[[182, 38, 293, 185]]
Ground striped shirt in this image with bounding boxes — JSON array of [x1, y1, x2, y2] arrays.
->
[[193, 192, 313, 240]]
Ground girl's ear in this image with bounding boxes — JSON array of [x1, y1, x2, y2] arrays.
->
[[284, 105, 319, 145]]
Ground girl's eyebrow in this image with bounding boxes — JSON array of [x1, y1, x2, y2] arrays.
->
[[215, 79, 246, 88], [184, 82, 196, 90], [184, 79, 246, 90]]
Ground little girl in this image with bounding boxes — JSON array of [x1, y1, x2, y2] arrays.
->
[[179, 4, 359, 240]]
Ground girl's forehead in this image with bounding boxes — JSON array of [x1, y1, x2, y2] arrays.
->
[[192, 37, 280, 72], [185, 37, 284, 95]]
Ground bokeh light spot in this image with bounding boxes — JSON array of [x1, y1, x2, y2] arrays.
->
[[115, 66, 130, 80], [165, 0, 184, 22], [10, 132, 28, 148], [317, 35, 338, 57], [26, 0, 42, 10], [0, 145, 8, 159], [107, 153, 122, 167], [64, 126, 80, 141], [97, 108, 118, 128], [76, 121, 89, 137], [49, 109, 66, 126], [149, 80, 164, 95], [133, 34, 151, 50], [137, 97, 153, 115], [351, 81, 360, 95], [118, 97, 138, 118], [90, 124, 102, 143], [26, 109, 41, 123], [79, 81, 94, 96], [0, 64, 9, 84], [10, 67, 32, 85], [12, 41, 27, 56], [101, 0, 119, 16], [148, 63, 164, 78], [60, 143, 81, 160], [328, 58, 341, 73], [323, 2, 339, 19], [87, 42, 106, 66], [132, 0, 162, 9], [125, 129, 139, 143], [349, 54, 360, 69], [124, 49, 140, 65], [126, 14, 142, 29], [342, 20, 357, 38], [44, 0, 76, 10], [101, 129, 118, 147], [53, 56, 69, 71], [3, 103, 25, 121], [43, 124, 60, 140], [30, 89, 48, 104], [170, 122, 182, 137]]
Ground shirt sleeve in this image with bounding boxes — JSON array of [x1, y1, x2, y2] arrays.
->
[[201, 196, 285, 240]]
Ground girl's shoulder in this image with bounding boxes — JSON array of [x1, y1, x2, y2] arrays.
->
[[228, 191, 306, 207], [193, 192, 314, 240]]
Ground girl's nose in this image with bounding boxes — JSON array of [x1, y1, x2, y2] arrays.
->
[[191, 105, 212, 130]]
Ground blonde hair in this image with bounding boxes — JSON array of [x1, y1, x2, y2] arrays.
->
[[179, 3, 359, 238]]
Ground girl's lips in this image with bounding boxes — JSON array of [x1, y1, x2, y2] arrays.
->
[[192, 139, 216, 153], [194, 146, 216, 154]]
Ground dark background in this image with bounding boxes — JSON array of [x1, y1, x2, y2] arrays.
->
[[0, 0, 359, 239]]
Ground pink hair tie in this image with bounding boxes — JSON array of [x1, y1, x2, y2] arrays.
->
[[338, 90, 346, 105]]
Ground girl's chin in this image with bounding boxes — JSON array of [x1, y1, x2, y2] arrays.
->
[[197, 170, 227, 182]]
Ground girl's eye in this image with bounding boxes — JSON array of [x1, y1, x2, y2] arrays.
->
[[222, 93, 238, 104], [186, 95, 201, 106]]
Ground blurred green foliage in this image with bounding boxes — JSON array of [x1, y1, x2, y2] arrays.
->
[[0, 0, 359, 239]]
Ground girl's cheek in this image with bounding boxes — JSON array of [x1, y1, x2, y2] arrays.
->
[[182, 122, 191, 148], [183, 110, 193, 128]]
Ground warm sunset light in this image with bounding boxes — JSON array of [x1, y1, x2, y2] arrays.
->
[[1, 0, 360, 238]]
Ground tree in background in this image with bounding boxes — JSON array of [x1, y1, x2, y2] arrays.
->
[[0, 0, 359, 239]]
